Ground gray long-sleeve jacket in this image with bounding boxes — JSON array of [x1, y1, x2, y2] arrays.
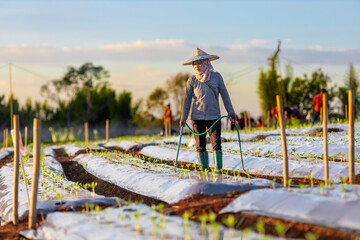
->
[[181, 71, 235, 121]]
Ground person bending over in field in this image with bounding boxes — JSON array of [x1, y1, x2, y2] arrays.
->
[[180, 48, 236, 173]]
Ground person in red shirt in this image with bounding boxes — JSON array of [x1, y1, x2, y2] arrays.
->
[[311, 89, 326, 125], [163, 104, 174, 136]]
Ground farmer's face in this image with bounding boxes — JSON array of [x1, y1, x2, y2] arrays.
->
[[192, 60, 205, 73]]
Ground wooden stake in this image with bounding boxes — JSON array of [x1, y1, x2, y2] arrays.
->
[[267, 110, 270, 128], [323, 93, 329, 186], [9, 64, 13, 130], [276, 95, 289, 187], [25, 126, 28, 150], [2, 129, 4, 151], [244, 112, 248, 129], [248, 112, 251, 131], [106, 120, 109, 143], [345, 104, 348, 121], [6, 128, 8, 150], [29, 119, 41, 229], [348, 90, 355, 184], [12, 115, 20, 225], [320, 107, 323, 122], [84, 122, 88, 143]]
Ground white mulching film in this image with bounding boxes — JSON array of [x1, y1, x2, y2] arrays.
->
[[74, 152, 274, 204], [63, 143, 108, 157], [0, 150, 10, 160], [220, 185, 360, 232], [21, 203, 272, 240], [139, 144, 359, 183], [0, 155, 100, 223]]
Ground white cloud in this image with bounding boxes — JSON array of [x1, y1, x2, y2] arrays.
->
[[308, 45, 323, 51], [248, 39, 268, 46], [0, 40, 359, 66]]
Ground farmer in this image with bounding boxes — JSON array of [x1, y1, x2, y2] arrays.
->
[[311, 88, 326, 125], [180, 48, 236, 172]]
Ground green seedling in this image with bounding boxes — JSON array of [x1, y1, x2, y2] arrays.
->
[[305, 232, 319, 240], [274, 223, 288, 238], [308, 174, 314, 187], [198, 214, 208, 233], [256, 220, 265, 235], [271, 178, 277, 189], [222, 214, 235, 228]]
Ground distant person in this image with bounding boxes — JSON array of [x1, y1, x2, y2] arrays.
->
[[270, 106, 292, 126], [311, 89, 326, 125], [180, 48, 236, 172], [163, 104, 174, 136], [290, 107, 302, 119], [238, 113, 246, 129], [226, 114, 240, 130], [256, 118, 264, 128]]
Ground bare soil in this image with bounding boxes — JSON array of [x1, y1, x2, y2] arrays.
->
[[307, 127, 343, 137], [54, 148, 167, 206], [0, 215, 43, 240], [0, 155, 13, 168]]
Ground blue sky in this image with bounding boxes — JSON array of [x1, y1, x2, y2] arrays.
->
[[0, 0, 359, 117]]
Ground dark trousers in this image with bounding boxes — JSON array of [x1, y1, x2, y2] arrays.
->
[[192, 120, 221, 152], [312, 111, 320, 125]]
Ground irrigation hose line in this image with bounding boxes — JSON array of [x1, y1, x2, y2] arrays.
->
[[174, 116, 245, 172]]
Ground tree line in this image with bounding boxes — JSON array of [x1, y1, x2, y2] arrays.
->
[[0, 60, 358, 131]]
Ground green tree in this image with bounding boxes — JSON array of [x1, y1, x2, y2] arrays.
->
[[146, 87, 169, 118], [165, 72, 190, 117], [41, 62, 110, 128], [257, 66, 280, 114], [338, 64, 359, 117]]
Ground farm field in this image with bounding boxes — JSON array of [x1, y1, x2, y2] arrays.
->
[[0, 123, 360, 239]]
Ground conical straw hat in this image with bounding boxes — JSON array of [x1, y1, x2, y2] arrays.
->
[[182, 48, 219, 65]]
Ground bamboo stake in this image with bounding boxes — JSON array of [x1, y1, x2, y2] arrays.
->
[[29, 119, 41, 229], [348, 90, 355, 184], [323, 93, 329, 186], [84, 122, 88, 143], [25, 126, 28, 151], [106, 120, 109, 143], [12, 115, 20, 225], [276, 95, 289, 187]]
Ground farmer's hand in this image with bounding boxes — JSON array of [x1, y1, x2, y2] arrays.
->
[[180, 120, 186, 127]]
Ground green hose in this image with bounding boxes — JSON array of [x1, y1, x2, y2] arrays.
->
[[185, 116, 245, 172]]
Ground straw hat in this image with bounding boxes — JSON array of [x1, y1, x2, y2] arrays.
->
[[182, 48, 219, 65]]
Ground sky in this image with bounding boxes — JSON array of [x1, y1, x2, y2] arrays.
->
[[0, 0, 359, 118]]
